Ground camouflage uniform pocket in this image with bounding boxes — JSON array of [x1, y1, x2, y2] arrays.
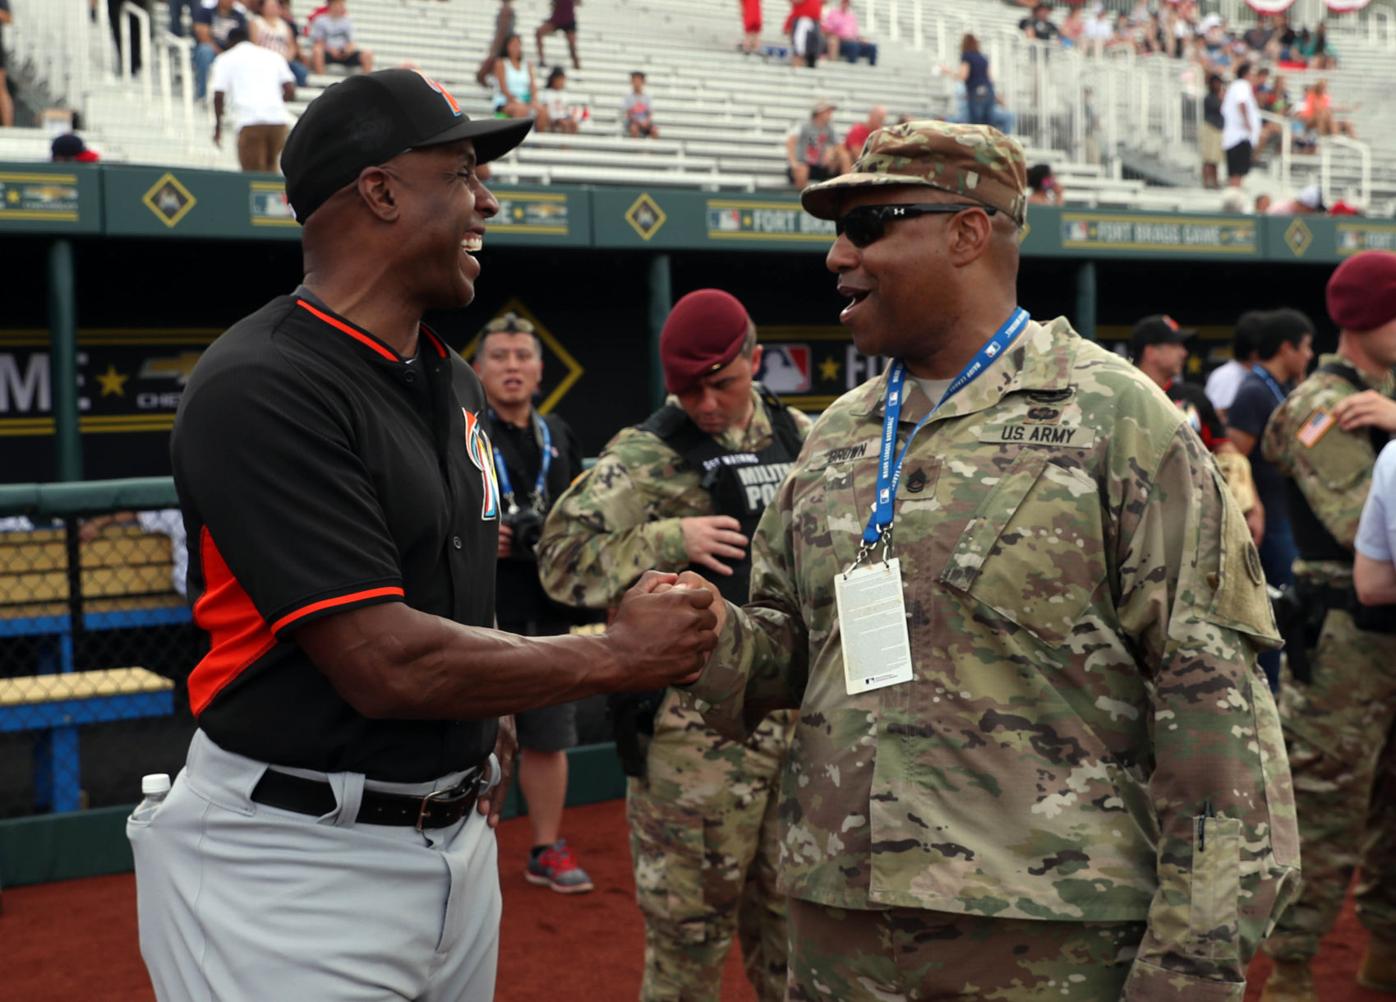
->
[[1189, 814, 1242, 960], [1249, 674, 1301, 869], [939, 449, 1106, 645]]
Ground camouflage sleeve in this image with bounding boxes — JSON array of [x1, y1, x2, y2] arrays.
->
[[687, 469, 809, 741], [1117, 427, 1300, 1000], [1262, 381, 1374, 550], [536, 442, 690, 611]]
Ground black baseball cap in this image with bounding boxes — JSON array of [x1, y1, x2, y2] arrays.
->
[[281, 68, 532, 223], [1128, 314, 1195, 361]]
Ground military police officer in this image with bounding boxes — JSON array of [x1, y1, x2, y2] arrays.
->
[[1259, 250, 1396, 1002], [537, 290, 811, 1002], [679, 121, 1299, 1001]]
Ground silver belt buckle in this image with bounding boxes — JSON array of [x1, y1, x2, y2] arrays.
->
[[414, 781, 472, 833]]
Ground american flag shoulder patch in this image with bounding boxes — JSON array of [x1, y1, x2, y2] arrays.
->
[[1297, 408, 1335, 448]]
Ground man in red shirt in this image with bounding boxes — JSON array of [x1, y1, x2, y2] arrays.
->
[[843, 105, 884, 156], [785, 0, 822, 67]]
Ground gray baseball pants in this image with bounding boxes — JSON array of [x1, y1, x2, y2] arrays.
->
[[129, 729, 501, 1001]]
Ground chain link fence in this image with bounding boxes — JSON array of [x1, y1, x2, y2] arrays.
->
[[0, 482, 200, 819]]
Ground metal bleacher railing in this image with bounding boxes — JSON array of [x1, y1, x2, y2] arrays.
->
[[0, 477, 194, 818]]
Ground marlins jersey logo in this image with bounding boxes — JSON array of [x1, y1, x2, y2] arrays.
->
[[462, 408, 500, 520]]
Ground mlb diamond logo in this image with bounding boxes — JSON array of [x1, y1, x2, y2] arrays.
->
[[142, 172, 197, 228], [1284, 218, 1313, 257], [625, 193, 667, 241]]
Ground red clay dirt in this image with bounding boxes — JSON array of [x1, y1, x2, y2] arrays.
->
[[1, 798, 1386, 1001]]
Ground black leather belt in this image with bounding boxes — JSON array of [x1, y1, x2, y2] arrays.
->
[[251, 768, 482, 831]]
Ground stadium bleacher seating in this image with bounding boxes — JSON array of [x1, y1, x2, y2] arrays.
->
[[0, 0, 1393, 213]]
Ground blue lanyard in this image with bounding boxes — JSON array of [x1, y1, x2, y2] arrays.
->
[[1251, 364, 1287, 405], [491, 411, 552, 511], [862, 307, 1030, 548]]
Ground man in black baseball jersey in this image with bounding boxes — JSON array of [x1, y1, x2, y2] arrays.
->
[[128, 69, 718, 1002]]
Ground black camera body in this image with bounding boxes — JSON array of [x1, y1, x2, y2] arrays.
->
[[502, 505, 545, 559]]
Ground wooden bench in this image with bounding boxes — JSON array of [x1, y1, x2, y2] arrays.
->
[[0, 526, 189, 813]]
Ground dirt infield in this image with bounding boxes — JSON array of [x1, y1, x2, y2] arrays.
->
[[2, 797, 1386, 1001]]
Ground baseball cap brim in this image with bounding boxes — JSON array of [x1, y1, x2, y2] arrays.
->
[[415, 116, 533, 165], [802, 174, 993, 221]]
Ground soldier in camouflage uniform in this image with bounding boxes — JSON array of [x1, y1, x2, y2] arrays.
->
[[1258, 250, 1396, 1002], [537, 290, 812, 1002], [678, 121, 1300, 1001]]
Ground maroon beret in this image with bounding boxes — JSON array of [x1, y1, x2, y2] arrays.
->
[[660, 289, 752, 393], [1327, 250, 1396, 333]]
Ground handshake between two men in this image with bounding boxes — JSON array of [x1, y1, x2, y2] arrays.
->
[[606, 568, 730, 688]]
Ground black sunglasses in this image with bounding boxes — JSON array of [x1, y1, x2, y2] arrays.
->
[[835, 202, 997, 248]]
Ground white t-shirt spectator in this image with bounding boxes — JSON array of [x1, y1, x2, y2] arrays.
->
[[309, 13, 354, 51], [210, 41, 294, 129], [1205, 359, 1249, 412], [253, 14, 297, 62], [1356, 442, 1396, 563], [1084, 12, 1113, 41], [1221, 77, 1260, 149], [137, 509, 190, 597]]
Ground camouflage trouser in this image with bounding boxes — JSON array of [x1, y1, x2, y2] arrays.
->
[[1264, 608, 1396, 962], [786, 898, 1145, 1001], [628, 690, 795, 1002]]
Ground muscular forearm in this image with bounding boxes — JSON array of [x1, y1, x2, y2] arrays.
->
[[297, 588, 713, 721]]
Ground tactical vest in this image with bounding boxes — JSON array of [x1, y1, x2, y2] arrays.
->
[[1287, 361, 1392, 565], [638, 385, 803, 604]]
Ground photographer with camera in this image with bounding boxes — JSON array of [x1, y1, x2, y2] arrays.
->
[[474, 312, 593, 895]]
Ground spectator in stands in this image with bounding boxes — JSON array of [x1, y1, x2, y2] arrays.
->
[[50, 133, 100, 162], [956, 33, 996, 127], [168, 0, 199, 37], [1299, 78, 1357, 138], [252, 0, 308, 86], [1301, 21, 1336, 69], [843, 104, 884, 157], [620, 70, 657, 139], [310, 0, 373, 75], [493, 34, 544, 126], [541, 67, 581, 134], [1059, 8, 1084, 49], [212, 26, 294, 172], [822, 0, 876, 65], [740, 0, 762, 55], [1206, 309, 1264, 418], [1266, 184, 1326, 217], [1027, 163, 1063, 206], [1019, 3, 1058, 43], [787, 0, 823, 68], [1083, 3, 1113, 57], [1221, 61, 1260, 188], [477, 0, 515, 87], [535, 0, 580, 72], [0, 0, 14, 129], [1201, 73, 1224, 188], [1254, 193, 1273, 214], [785, 98, 849, 187], [193, 0, 247, 101], [1243, 16, 1276, 58], [1220, 188, 1248, 214]]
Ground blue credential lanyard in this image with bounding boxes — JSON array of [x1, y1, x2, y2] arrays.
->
[[860, 307, 1031, 555], [1251, 364, 1287, 405], [492, 411, 552, 512]]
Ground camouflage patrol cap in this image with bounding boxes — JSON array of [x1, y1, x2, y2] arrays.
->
[[801, 120, 1029, 226]]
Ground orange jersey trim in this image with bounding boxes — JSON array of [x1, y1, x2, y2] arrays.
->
[[188, 528, 278, 716], [270, 586, 406, 635], [296, 298, 400, 362]]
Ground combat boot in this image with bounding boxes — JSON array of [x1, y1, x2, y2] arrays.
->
[[1259, 958, 1316, 1002], [1358, 937, 1396, 993]]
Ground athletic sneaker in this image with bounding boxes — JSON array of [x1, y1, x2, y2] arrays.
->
[[525, 840, 594, 894]]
